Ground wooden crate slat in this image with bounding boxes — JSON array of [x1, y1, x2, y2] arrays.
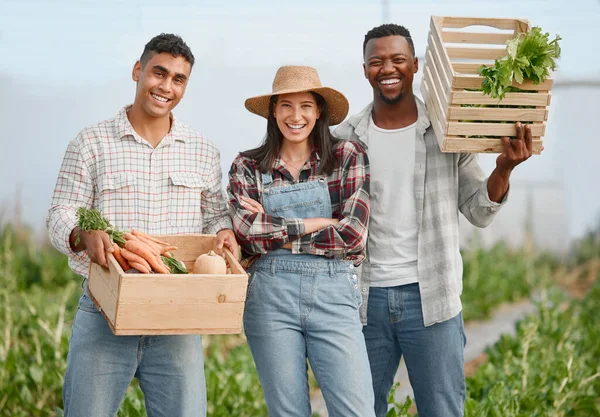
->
[[119, 275, 247, 303], [447, 121, 546, 137], [442, 137, 543, 154], [116, 302, 243, 331], [449, 90, 550, 106], [438, 16, 525, 31], [425, 47, 450, 109], [453, 75, 554, 91], [446, 47, 507, 60], [422, 75, 450, 149], [430, 17, 455, 78], [88, 260, 119, 324], [441, 31, 514, 45], [452, 62, 491, 74], [112, 327, 243, 336], [447, 106, 547, 122], [423, 65, 449, 123]]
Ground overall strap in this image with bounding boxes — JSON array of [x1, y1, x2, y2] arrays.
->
[[261, 171, 273, 193]]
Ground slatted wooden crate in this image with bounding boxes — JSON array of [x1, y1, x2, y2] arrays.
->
[[421, 16, 552, 153], [88, 234, 248, 336]]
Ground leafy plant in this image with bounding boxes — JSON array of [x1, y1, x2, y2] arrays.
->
[[479, 27, 561, 100]]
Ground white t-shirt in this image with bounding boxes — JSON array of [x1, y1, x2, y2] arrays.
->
[[367, 117, 419, 287]]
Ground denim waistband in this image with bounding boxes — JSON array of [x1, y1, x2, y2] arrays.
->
[[250, 255, 355, 275]]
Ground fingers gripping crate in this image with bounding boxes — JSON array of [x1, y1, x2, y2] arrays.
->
[[421, 16, 552, 154], [88, 234, 248, 335]]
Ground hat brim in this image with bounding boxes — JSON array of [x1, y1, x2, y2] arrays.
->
[[244, 86, 349, 126]]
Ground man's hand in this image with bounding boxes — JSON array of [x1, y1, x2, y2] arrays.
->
[[216, 229, 240, 259], [496, 122, 534, 173], [488, 122, 535, 203], [70, 228, 114, 268]]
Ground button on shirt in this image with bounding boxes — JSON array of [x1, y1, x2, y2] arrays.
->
[[227, 140, 370, 265], [47, 105, 232, 278]]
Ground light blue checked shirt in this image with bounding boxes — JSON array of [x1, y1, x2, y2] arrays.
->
[[334, 97, 507, 326]]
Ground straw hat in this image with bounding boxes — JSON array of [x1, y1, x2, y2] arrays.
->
[[244, 66, 349, 126]]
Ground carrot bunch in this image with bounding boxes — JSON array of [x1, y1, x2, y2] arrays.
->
[[112, 230, 182, 274], [76, 208, 187, 274]]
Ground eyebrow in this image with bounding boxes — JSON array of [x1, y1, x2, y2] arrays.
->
[[279, 99, 315, 104], [368, 53, 409, 60], [152, 65, 188, 81]]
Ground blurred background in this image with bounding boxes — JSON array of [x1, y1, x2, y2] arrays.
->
[[1, 0, 599, 252]]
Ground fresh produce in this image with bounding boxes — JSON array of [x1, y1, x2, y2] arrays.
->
[[75, 208, 186, 274], [193, 250, 227, 275], [479, 26, 561, 100]]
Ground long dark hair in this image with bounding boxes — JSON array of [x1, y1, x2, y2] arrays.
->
[[241, 92, 340, 175]]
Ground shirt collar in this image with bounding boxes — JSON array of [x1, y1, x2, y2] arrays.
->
[[114, 105, 186, 144], [348, 96, 432, 144]]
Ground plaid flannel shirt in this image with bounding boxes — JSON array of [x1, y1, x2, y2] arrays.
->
[[334, 97, 508, 326], [47, 105, 232, 278], [227, 140, 370, 265]]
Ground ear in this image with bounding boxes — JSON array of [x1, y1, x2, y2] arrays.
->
[[413, 57, 419, 74], [132, 61, 142, 82], [316, 104, 321, 120], [363, 63, 367, 79]]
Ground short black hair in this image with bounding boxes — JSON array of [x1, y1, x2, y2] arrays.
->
[[140, 33, 195, 68], [363, 24, 415, 57]]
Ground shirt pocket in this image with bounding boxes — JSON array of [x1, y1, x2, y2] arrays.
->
[[96, 173, 138, 228], [168, 172, 206, 232]]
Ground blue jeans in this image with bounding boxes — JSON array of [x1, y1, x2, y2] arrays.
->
[[362, 284, 466, 417], [62, 291, 206, 417], [244, 256, 375, 417]]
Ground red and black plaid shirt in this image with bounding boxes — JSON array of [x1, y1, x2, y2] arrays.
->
[[227, 140, 370, 265]]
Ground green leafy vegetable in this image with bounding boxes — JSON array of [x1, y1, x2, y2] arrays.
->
[[161, 255, 188, 274], [75, 207, 125, 246], [479, 27, 561, 100]]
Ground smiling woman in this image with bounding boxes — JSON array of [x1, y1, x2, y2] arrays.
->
[[227, 65, 375, 417]]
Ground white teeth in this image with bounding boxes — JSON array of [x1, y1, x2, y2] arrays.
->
[[380, 79, 400, 85], [152, 93, 168, 102], [287, 124, 305, 129]]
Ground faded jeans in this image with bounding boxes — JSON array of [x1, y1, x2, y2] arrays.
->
[[244, 255, 375, 417], [363, 284, 466, 417], [62, 290, 206, 417]]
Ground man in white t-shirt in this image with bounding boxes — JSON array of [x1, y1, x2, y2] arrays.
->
[[335, 24, 535, 417]]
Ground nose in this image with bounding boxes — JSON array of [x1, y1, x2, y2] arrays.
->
[[291, 107, 302, 122], [382, 59, 395, 73], [158, 78, 172, 93]]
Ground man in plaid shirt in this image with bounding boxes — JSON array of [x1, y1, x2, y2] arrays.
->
[[334, 24, 536, 417], [46, 33, 236, 417]]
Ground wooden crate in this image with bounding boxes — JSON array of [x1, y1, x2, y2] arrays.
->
[[87, 234, 248, 336], [421, 16, 551, 153]]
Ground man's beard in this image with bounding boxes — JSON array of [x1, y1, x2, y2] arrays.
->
[[378, 89, 404, 105]]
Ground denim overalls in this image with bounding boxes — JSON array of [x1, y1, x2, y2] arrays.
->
[[243, 170, 375, 417]]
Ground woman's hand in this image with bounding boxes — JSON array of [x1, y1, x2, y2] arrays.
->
[[239, 196, 264, 214]]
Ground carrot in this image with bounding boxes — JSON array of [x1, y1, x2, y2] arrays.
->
[[135, 235, 165, 255], [131, 230, 170, 246], [120, 247, 152, 272], [112, 243, 131, 271], [160, 245, 178, 254], [125, 240, 170, 274], [128, 261, 151, 274]]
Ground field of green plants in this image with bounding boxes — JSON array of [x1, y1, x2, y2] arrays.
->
[[1, 222, 598, 417]]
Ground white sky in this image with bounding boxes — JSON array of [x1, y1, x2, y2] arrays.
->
[[1, 0, 600, 242]]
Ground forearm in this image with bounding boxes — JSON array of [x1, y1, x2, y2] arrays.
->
[[487, 167, 511, 203]]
